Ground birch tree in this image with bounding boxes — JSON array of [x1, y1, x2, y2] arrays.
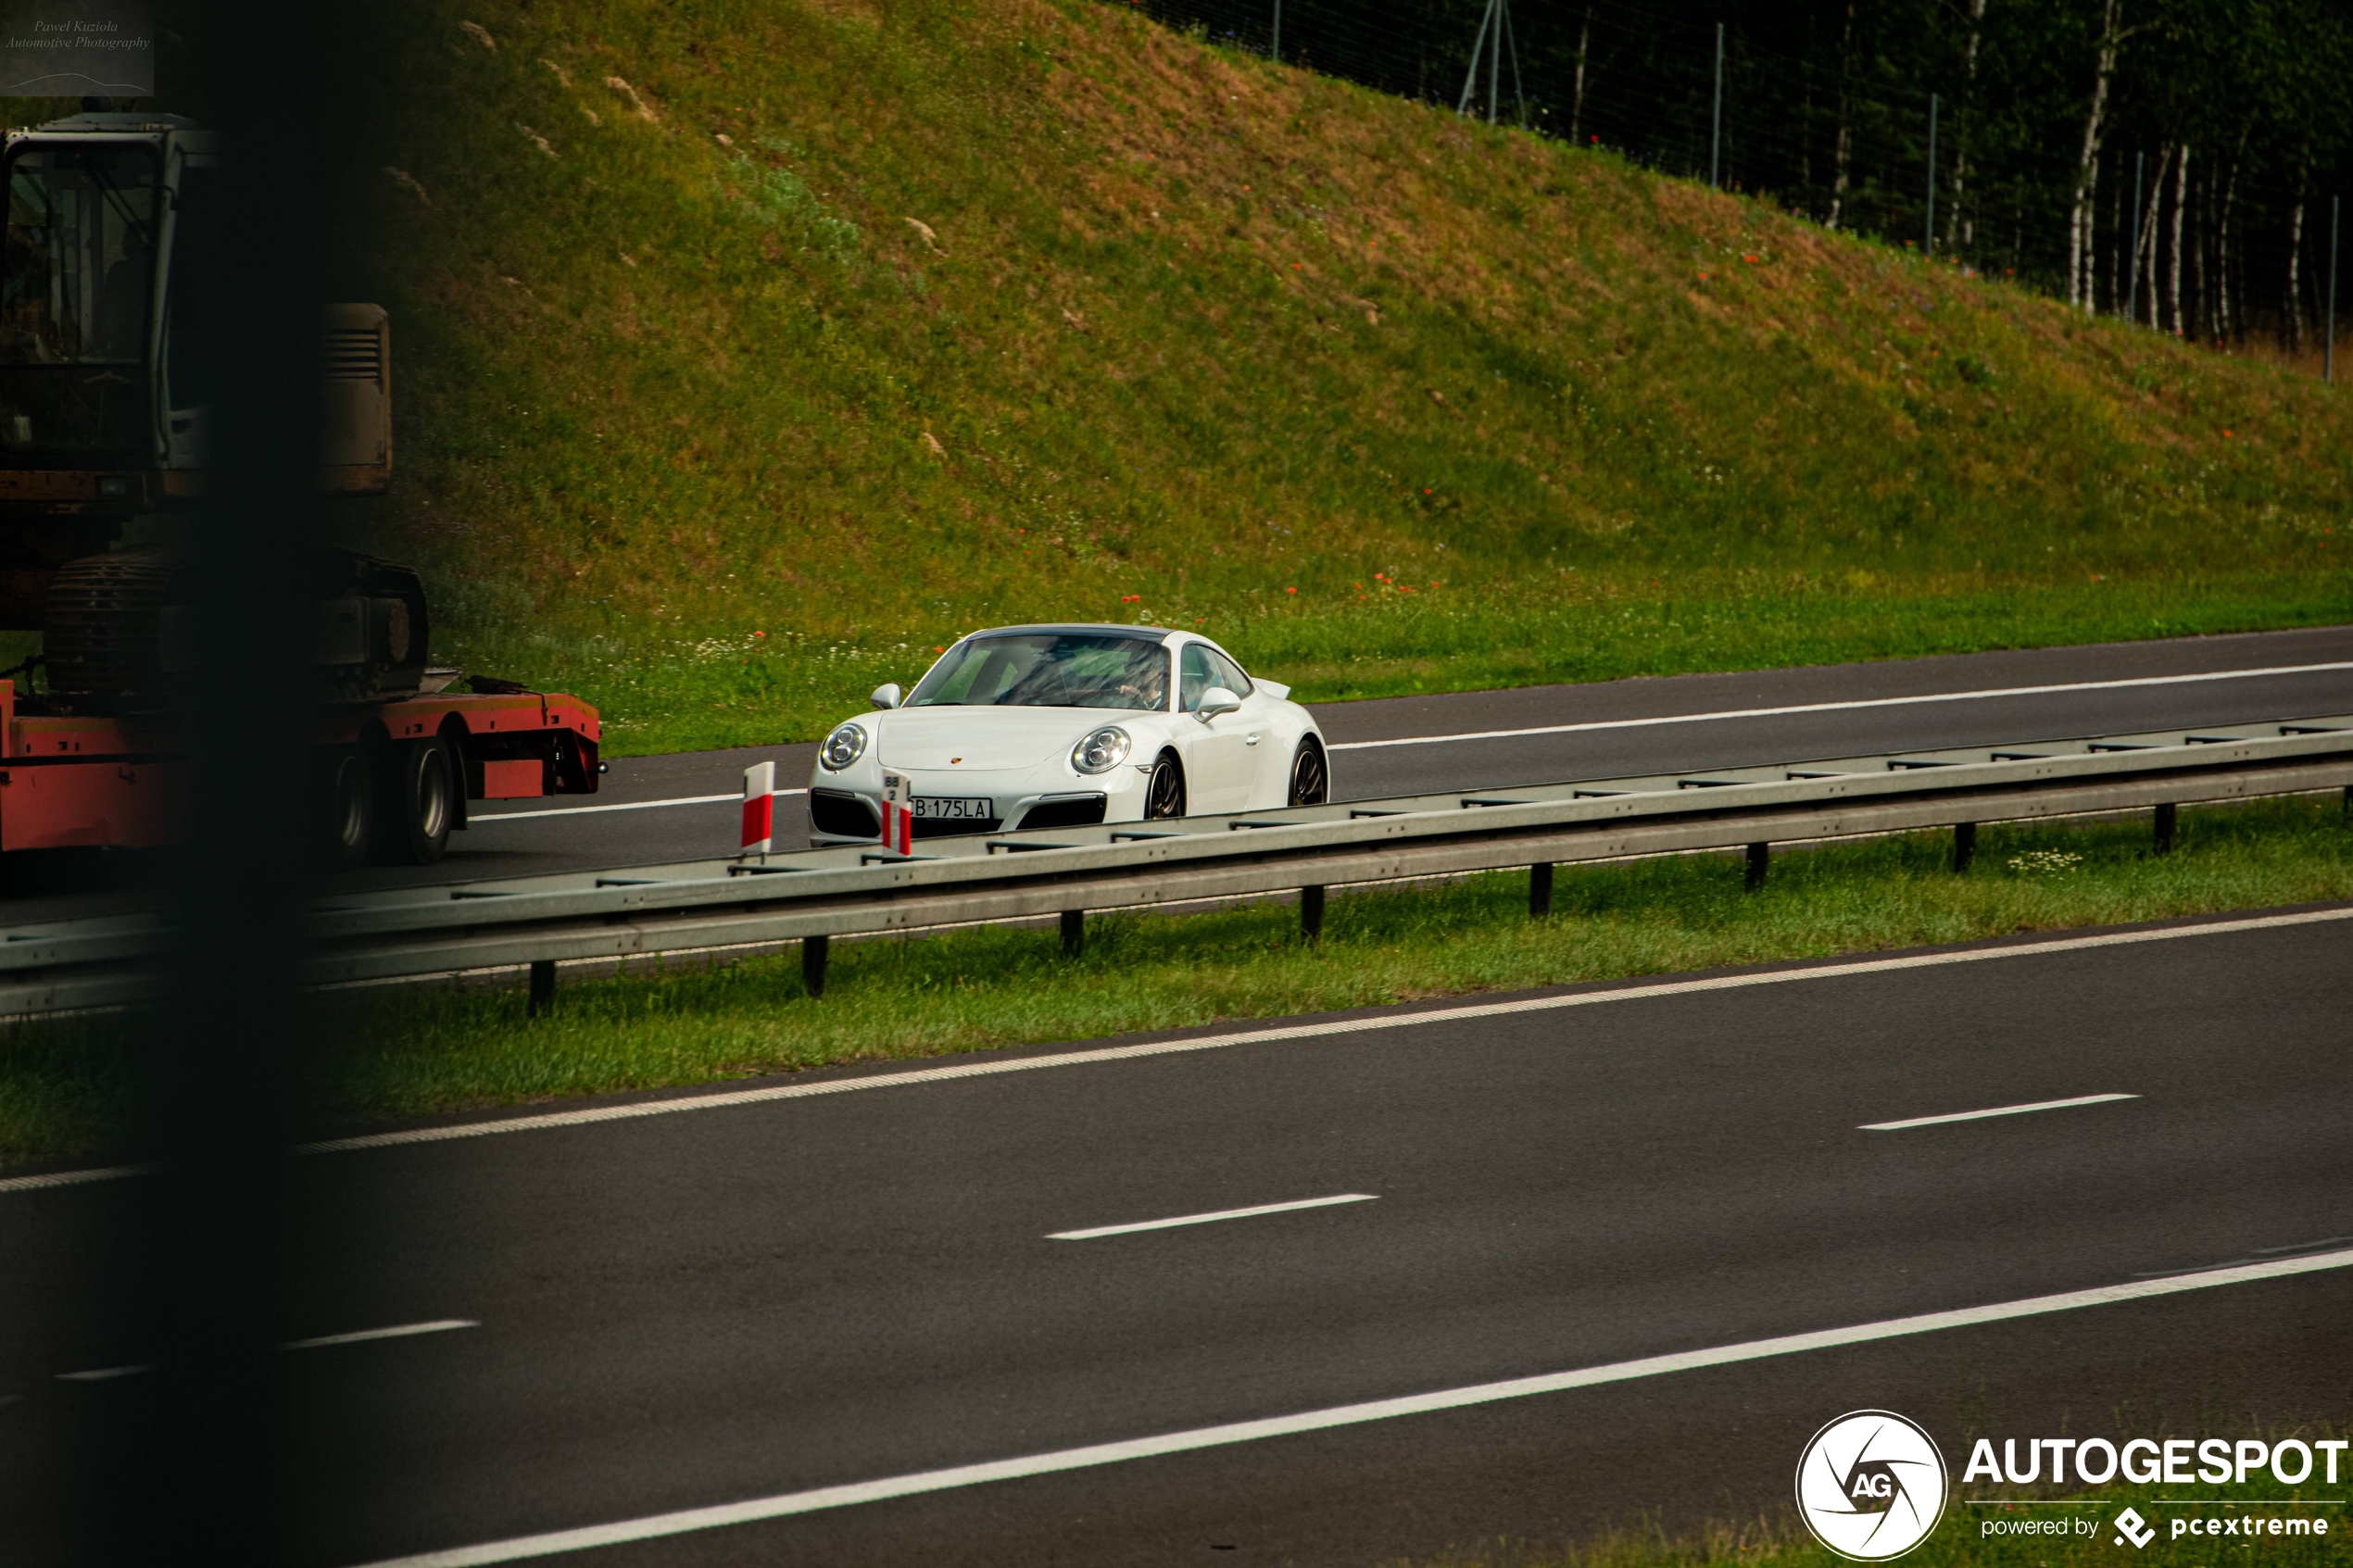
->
[[2068, 0, 2126, 312], [2166, 142, 2188, 332], [1944, 0, 1990, 251], [1826, 0, 1858, 232]]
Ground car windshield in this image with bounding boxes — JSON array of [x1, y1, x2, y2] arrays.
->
[[909, 633, 1169, 711]]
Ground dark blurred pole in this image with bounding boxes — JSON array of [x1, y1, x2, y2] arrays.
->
[[1923, 94, 1937, 256], [2127, 152, 2144, 323], [1709, 23, 1722, 189], [127, 0, 331, 1561], [2327, 195, 2338, 384]]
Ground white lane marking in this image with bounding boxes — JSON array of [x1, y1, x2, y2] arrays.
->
[[282, 1319, 479, 1350], [290, 905, 2353, 1158], [1050, 1193, 1376, 1240], [345, 1245, 2353, 1568], [472, 789, 807, 823], [56, 1321, 477, 1380], [12, 904, 2349, 1189], [1861, 1092, 2140, 1131], [0, 1161, 159, 1195], [1323, 659, 2353, 751]]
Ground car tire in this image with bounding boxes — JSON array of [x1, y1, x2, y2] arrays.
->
[[375, 736, 455, 866], [1287, 737, 1328, 807], [1143, 751, 1186, 819]]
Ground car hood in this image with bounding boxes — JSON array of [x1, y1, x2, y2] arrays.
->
[[876, 706, 1149, 772]]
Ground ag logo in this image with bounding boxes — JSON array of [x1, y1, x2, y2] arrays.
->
[[1794, 1410, 1949, 1561]]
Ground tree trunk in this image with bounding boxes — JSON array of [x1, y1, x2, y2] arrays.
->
[[2089, 156, 2108, 310], [1569, 5, 1592, 144], [1828, 0, 1856, 230], [2215, 169, 2233, 340], [1946, 0, 1988, 251], [2166, 142, 2188, 334], [2067, 0, 2122, 314], [2105, 159, 2122, 314], [2286, 199, 2305, 352], [2135, 141, 2171, 326], [2190, 169, 2207, 340], [2216, 133, 2246, 342]]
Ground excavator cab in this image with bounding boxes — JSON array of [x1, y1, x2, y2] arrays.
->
[[0, 113, 412, 709]]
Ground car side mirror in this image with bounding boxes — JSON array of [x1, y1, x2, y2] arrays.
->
[[1196, 686, 1241, 722], [870, 683, 902, 710]]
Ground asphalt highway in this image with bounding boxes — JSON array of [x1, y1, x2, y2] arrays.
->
[[5, 908, 2350, 1565], [347, 621, 2353, 884], [3, 624, 2350, 922]]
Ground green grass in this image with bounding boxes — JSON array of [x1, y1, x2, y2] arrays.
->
[[1388, 1458, 2352, 1567], [7, 794, 2349, 1168], [40, 0, 2336, 755]]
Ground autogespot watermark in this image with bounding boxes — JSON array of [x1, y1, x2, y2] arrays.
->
[[1963, 1435, 2347, 1549], [1799, 1412, 2347, 1558], [1796, 1411, 1950, 1560]]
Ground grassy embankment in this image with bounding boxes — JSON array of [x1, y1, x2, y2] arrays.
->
[[274, 0, 2353, 754], [6, 795, 2348, 1166]]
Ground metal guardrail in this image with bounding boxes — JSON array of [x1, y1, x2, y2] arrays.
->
[[6, 713, 2351, 1016]]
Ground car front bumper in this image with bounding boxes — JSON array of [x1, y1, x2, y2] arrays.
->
[[807, 763, 1151, 846]]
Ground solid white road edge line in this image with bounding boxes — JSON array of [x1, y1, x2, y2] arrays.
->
[[345, 1246, 2353, 1568], [1861, 1092, 2140, 1131], [282, 1319, 480, 1351], [1050, 1193, 1377, 1240], [471, 790, 806, 823], [56, 1322, 479, 1381], [0, 1160, 160, 1195], [11, 904, 2348, 1190], [1324, 659, 2353, 751], [290, 904, 2353, 1158]]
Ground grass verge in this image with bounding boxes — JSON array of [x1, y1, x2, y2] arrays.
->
[[5, 794, 2348, 1170], [1390, 1457, 2351, 1567]]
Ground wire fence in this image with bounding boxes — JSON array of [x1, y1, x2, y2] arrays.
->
[[1125, 0, 2346, 365]]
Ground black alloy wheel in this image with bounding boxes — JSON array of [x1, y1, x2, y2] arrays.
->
[[1143, 752, 1186, 819], [320, 747, 373, 871], [1288, 738, 1328, 807], [376, 736, 455, 865]]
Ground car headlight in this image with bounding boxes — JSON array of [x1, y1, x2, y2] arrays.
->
[[820, 721, 869, 771], [1071, 725, 1132, 774]]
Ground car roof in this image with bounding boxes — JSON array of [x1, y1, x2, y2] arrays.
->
[[966, 623, 1179, 644]]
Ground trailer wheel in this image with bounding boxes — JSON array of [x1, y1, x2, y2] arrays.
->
[[319, 748, 373, 871], [376, 737, 454, 865]]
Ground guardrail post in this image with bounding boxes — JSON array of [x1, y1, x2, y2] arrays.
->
[[1061, 909, 1084, 958], [527, 959, 556, 1016], [803, 935, 830, 997], [1529, 861, 1554, 918], [741, 760, 774, 860], [2153, 802, 2177, 856], [1301, 884, 1325, 939], [1953, 822, 1977, 873], [1744, 842, 1769, 891]]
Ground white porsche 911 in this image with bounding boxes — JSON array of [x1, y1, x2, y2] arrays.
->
[[807, 624, 1328, 845]]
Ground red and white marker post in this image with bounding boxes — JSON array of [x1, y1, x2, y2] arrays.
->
[[740, 760, 774, 859], [880, 771, 913, 855]]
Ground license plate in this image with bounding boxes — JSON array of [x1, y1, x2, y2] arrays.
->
[[913, 796, 994, 820]]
